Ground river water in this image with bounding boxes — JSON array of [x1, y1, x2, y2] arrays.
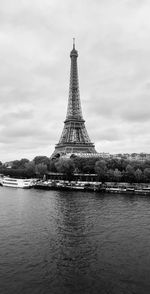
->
[[1, 187, 150, 294]]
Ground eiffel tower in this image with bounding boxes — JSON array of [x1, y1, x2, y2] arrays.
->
[[52, 39, 97, 157]]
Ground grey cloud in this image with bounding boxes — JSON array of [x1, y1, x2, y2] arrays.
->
[[0, 109, 33, 124], [90, 128, 122, 142], [121, 108, 150, 122]]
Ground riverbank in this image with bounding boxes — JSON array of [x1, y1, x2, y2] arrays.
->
[[1, 175, 150, 195], [33, 180, 150, 195]]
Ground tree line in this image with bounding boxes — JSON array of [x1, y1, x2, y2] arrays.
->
[[0, 155, 150, 183]]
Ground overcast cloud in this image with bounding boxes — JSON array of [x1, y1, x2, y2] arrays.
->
[[0, 0, 150, 161]]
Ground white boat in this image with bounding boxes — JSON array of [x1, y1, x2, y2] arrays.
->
[[2, 177, 33, 188]]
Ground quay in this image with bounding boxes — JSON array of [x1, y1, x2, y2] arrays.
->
[[1, 174, 150, 195], [33, 180, 104, 192], [33, 180, 150, 195]]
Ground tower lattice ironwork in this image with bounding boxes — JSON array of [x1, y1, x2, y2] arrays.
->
[[52, 40, 97, 157]]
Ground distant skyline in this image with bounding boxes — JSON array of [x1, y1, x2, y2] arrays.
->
[[0, 0, 150, 161]]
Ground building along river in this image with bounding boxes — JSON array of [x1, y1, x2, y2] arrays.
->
[[1, 187, 150, 294]]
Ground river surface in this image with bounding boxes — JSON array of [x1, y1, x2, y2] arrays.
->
[[1, 187, 150, 294]]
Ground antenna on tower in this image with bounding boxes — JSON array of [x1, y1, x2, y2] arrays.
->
[[73, 38, 75, 49]]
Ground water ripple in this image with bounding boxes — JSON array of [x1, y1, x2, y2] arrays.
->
[[1, 189, 150, 293]]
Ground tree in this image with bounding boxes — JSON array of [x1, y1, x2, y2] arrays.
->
[[48, 160, 57, 172], [12, 160, 21, 169], [135, 168, 143, 183], [113, 168, 122, 182], [125, 164, 135, 183], [33, 156, 50, 167], [55, 158, 75, 180], [35, 163, 48, 178], [107, 169, 114, 182], [11, 158, 29, 169], [95, 160, 107, 182], [144, 168, 150, 182], [82, 158, 97, 173], [25, 161, 36, 177], [19, 158, 29, 168], [73, 157, 89, 173]]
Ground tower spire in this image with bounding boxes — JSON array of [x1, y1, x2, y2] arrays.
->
[[73, 38, 75, 49], [51, 41, 97, 157]]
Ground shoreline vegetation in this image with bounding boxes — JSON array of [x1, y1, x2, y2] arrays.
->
[[0, 155, 150, 194], [1, 155, 150, 184]]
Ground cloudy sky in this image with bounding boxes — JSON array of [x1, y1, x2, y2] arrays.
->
[[0, 0, 150, 162]]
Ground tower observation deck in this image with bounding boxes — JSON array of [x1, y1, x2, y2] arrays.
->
[[51, 40, 97, 157]]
